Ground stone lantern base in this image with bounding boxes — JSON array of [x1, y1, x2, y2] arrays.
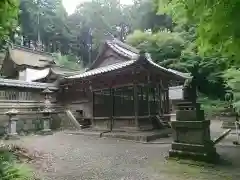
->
[[5, 117, 20, 140], [39, 115, 53, 135], [169, 101, 219, 163]]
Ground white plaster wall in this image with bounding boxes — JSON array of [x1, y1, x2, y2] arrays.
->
[[18, 70, 26, 81], [169, 85, 183, 100]]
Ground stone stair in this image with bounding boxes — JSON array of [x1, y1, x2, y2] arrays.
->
[[65, 110, 82, 129]]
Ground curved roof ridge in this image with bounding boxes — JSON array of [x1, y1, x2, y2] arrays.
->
[[8, 47, 54, 68], [67, 60, 136, 79], [112, 38, 139, 54]]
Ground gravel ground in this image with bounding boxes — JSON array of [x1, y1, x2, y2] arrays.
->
[[8, 120, 240, 180]]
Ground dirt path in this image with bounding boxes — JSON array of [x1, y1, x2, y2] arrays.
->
[[6, 120, 240, 180]]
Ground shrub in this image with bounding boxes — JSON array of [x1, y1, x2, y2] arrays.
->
[[0, 144, 33, 180]]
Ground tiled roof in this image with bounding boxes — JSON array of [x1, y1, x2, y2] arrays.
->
[[23, 66, 84, 82], [68, 60, 135, 79], [51, 66, 84, 77], [8, 46, 54, 68], [0, 78, 58, 90], [67, 53, 189, 80], [106, 39, 139, 59], [87, 38, 190, 80], [88, 38, 139, 70], [144, 53, 190, 79]]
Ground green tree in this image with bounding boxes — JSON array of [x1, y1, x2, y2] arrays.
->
[[156, 0, 240, 61], [53, 52, 84, 70], [123, 0, 173, 32], [126, 30, 184, 65], [126, 29, 227, 99], [19, 0, 69, 51], [0, 0, 19, 45]]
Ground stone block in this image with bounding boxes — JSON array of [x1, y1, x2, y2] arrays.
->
[[93, 119, 111, 131], [171, 142, 215, 153], [177, 102, 200, 110], [171, 120, 210, 129], [176, 109, 204, 121], [169, 148, 219, 163], [220, 115, 237, 129], [5, 134, 20, 140], [39, 129, 53, 135], [174, 128, 210, 144]]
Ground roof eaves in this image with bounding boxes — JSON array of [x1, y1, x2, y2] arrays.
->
[[67, 60, 135, 79], [0, 78, 58, 90], [112, 38, 139, 54], [106, 40, 138, 60], [9, 46, 55, 67], [144, 53, 189, 80]]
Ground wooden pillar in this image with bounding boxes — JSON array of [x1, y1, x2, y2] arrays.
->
[[147, 75, 151, 117], [147, 85, 151, 117], [164, 89, 167, 114], [140, 86, 144, 101], [133, 84, 139, 127], [166, 87, 170, 114], [157, 83, 161, 116], [110, 88, 115, 130], [91, 90, 95, 127]]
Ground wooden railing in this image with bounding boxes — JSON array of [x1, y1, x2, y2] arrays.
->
[[0, 90, 33, 101]]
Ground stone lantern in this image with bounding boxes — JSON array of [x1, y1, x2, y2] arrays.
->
[[5, 107, 19, 139], [40, 87, 54, 135], [169, 79, 218, 162]]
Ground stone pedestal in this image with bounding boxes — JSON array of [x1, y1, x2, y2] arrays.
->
[[40, 113, 53, 135], [220, 114, 238, 129], [169, 101, 218, 162], [40, 88, 54, 135], [6, 116, 19, 140]]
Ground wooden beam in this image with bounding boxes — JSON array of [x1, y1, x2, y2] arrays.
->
[[156, 83, 161, 116], [93, 117, 110, 120], [133, 83, 139, 127], [147, 75, 151, 117], [110, 88, 114, 130], [113, 116, 154, 119], [166, 87, 170, 114], [91, 90, 95, 126]]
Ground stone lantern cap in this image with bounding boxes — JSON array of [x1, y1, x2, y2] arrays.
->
[[5, 108, 19, 116], [41, 87, 53, 94]]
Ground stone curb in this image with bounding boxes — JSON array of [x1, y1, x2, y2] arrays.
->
[[64, 131, 172, 144]]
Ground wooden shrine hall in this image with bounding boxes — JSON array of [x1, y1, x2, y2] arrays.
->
[[60, 39, 188, 131]]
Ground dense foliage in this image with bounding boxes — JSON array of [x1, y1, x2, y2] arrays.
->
[[126, 29, 227, 99], [15, 0, 173, 68], [0, 0, 19, 46], [1, 0, 239, 113], [154, 0, 240, 111], [156, 0, 240, 61], [0, 146, 31, 180]]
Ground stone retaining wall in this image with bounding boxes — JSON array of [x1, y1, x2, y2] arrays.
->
[[0, 100, 64, 136]]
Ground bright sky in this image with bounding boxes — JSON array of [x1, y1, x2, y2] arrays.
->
[[63, 0, 133, 14]]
